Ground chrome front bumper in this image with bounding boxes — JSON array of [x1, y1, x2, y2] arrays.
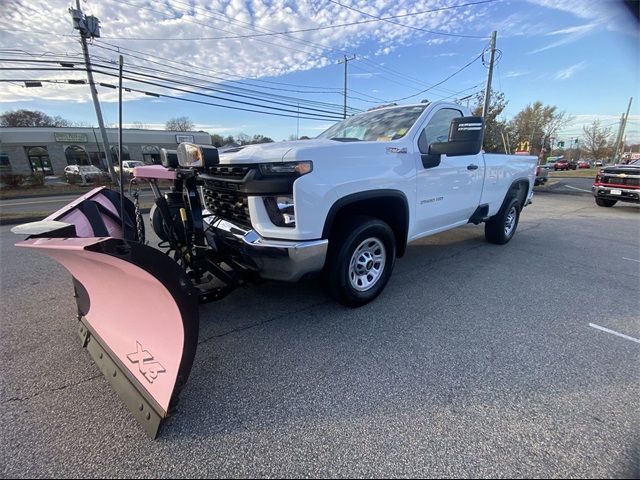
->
[[592, 185, 640, 203], [206, 218, 328, 282]]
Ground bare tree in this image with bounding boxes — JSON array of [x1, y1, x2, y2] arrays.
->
[[582, 120, 613, 160], [165, 116, 195, 132], [472, 91, 508, 153], [0, 109, 72, 127], [236, 132, 251, 145], [508, 102, 572, 158]]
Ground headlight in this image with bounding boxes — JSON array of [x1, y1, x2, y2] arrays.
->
[[263, 195, 296, 227], [176, 143, 220, 168], [259, 161, 312, 176]]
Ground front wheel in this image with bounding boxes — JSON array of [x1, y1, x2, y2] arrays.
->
[[485, 197, 521, 245], [595, 198, 617, 207], [324, 217, 396, 307]]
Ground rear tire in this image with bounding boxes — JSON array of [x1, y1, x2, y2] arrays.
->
[[485, 197, 521, 245], [324, 216, 396, 307], [595, 198, 617, 207]]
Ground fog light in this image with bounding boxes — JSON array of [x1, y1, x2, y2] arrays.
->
[[264, 196, 295, 227]]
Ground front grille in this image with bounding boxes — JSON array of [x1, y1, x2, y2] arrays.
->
[[600, 175, 640, 187], [202, 183, 251, 228], [206, 165, 251, 179]]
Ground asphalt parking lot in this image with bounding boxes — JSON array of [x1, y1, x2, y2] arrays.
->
[[1, 189, 638, 478]]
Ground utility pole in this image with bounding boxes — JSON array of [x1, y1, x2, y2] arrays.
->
[[481, 31, 497, 119], [70, 0, 118, 184], [338, 55, 356, 119], [613, 97, 633, 164], [118, 54, 125, 225]]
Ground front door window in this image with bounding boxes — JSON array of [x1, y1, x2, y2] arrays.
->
[[26, 146, 53, 174]]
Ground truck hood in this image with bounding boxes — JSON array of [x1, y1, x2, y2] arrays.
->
[[218, 139, 401, 164]]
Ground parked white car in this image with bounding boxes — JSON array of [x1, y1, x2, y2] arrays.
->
[[63, 165, 107, 184], [115, 160, 144, 177]]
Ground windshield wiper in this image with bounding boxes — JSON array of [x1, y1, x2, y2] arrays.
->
[[329, 137, 362, 142]]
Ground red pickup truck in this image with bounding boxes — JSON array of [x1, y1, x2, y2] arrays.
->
[[554, 159, 577, 171], [592, 159, 640, 207]]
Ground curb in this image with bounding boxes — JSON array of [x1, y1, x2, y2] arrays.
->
[[0, 190, 92, 201], [0, 207, 152, 226]]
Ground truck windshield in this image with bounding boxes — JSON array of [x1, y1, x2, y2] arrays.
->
[[317, 105, 428, 142]]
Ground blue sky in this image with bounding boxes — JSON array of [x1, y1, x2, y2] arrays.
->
[[1, 0, 638, 143]]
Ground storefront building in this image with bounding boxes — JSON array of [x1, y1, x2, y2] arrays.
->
[[0, 127, 211, 175]]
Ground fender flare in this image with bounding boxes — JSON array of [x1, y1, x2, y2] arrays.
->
[[321, 189, 410, 257]]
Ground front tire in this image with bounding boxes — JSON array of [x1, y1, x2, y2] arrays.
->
[[324, 216, 396, 307], [485, 197, 521, 245], [595, 198, 617, 207]]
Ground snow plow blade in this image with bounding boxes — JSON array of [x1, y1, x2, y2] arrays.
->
[[13, 187, 199, 438]]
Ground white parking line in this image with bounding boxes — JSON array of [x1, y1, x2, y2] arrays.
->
[[1, 198, 75, 207], [622, 257, 640, 263], [564, 185, 592, 193], [589, 323, 640, 344]]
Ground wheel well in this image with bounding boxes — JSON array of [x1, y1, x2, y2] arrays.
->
[[508, 179, 529, 210], [323, 191, 409, 257]]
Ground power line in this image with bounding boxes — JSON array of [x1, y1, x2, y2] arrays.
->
[[90, 43, 357, 107], [0, 57, 357, 114], [0, 78, 345, 122], [109, 0, 330, 61], [327, 0, 488, 39], [387, 51, 485, 102], [99, 0, 497, 41], [2, 65, 346, 120]]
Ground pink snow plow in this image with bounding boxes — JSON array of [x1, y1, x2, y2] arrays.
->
[[12, 145, 254, 438], [13, 188, 199, 438]]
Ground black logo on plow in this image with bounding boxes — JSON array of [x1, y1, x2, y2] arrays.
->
[[127, 342, 166, 384]]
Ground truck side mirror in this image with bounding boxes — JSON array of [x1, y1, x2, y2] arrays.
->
[[429, 116, 485, 158]]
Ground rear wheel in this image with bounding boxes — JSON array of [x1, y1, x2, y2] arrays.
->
[[485, 197, 521, 245], [324, 216, 396, 307], [595, 198, 617, 207]]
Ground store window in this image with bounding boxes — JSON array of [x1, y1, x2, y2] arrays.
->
[[142, 145, 161, 164], [65, 145, 90, 166], [26, 146, 54, 174], [0, 152, 11, 172], [110, 146, 131, 164]]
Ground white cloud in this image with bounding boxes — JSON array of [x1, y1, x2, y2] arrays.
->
[[504, 70, 530, 78], [558, 114, 640, 143], [348, 72, 379, 79], [0, 0, 493, 103], [525, 0, 638, 35], [554, 61, 587, 80], [529, 23, 596, 54]]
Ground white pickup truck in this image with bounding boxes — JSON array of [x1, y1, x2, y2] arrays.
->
[[200, 101, 537, 306], [11, 101, 538, 438]]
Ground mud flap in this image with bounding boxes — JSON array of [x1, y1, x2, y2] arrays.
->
[[13, 187, 198, 438]]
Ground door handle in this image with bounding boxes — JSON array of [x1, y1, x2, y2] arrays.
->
[[467, 164, 479, 170]]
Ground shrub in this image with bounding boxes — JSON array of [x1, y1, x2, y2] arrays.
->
[[0, 173, 26, 187], [26, 173, 45, 186]]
